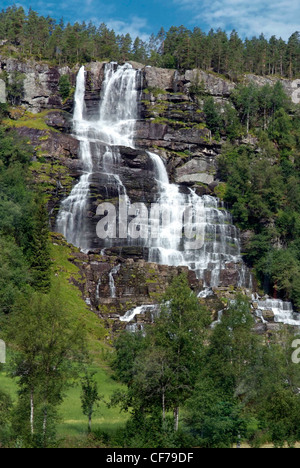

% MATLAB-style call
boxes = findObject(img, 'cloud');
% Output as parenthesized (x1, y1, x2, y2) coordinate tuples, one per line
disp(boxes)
(174, 0, 300, 39)
(106, 16, 150, 41)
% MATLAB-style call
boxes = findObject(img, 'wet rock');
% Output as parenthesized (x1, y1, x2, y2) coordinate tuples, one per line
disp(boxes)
(262, 309, 275, 322)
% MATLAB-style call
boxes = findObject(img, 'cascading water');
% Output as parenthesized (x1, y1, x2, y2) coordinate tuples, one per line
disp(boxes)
(56, 63, 141, 250)
(252, 294, 300, 326)
(56, 63, 300, 327)
(56, 66, 93, 250)
(57, 62, 251, 288)
(109, 264, 121, 298)
(147, 151, 251, 289)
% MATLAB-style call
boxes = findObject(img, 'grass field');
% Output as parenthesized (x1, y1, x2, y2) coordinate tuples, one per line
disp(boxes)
(0, 363, 128, 440)
(0, 238, 129, 444)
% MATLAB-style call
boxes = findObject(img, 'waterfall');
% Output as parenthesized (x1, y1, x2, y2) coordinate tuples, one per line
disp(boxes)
(119, 304, 158, 323)
(57, 62, 252, 289)
(55, 62, 300, 328)
(56, 66, 93, 250)
(109, 264, 121, 298)
(147, 151, 251, 288)
(252, 294, 300, 326)
(56, 63, 141, 250)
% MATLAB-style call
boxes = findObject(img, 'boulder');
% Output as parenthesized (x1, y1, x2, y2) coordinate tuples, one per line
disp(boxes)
(262, 309, 275, 322)
(176, 173, 215, 185)
(175, 157, 216, 185)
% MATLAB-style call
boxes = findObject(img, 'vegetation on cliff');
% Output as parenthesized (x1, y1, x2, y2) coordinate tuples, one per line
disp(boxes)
(193, 80, 300, 308)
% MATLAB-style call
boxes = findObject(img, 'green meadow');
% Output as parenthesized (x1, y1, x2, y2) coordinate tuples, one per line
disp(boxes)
(0, 364, 128, 440)
(0, 238, 129, 444)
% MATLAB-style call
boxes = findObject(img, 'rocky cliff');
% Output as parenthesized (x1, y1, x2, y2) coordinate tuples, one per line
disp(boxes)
(3, 58, 298, 329)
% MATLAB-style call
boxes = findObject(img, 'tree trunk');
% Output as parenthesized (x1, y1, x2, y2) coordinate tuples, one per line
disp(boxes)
(88, 414, 92, 433)
(162, 391, 166, 422)
(43, 407, 48, 447)
(174, 407, 179, 432)
(30, 390, 34, 435)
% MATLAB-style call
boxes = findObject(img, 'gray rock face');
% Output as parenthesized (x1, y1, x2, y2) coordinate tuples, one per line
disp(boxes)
(164, 126, 211, 144)
(175, 157, 216, 185)
(144, 66, 177, 91)
(176, 173, 215, 185)
(0, 57, 75, 113)
(45, 110, 72, 132)
(244, 74, 299, 102)
(183, 69, 236, 96)
(0, 79, 6, 103)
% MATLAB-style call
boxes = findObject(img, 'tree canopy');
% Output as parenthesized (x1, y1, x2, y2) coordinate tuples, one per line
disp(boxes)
(0, 6, 299, 77)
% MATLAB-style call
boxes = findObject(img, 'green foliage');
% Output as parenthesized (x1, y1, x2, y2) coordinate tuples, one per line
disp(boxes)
(6, 72, 25, 106)
(112, 274, 210, 441)
(218, 84, 300, 305)
(0, 6, 299, 77)
(112, 330, 147, 385)
(59, 74, 71, 100)
(80, 371, 102, 433)
(0, 104, 9, 122)
(0, 389, 12, 445)
(5, 285, 87, 447)
(0, 236, 31, 313)
(0, 127, 51, 306)
(185, 379, 247, 448)
(203, 96, 221, 136)
(244, 333, 300, 448)
(185, 298, 300, 448)
(28, 202, 51, 292)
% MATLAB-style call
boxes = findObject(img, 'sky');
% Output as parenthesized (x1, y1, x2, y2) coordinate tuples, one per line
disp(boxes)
(3, 0, 300, 41)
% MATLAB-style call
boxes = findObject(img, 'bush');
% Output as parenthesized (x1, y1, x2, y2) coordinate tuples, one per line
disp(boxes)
(59, 75, 71, 100)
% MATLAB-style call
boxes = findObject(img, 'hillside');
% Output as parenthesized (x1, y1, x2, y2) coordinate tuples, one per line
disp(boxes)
(0, 51, 299, 448)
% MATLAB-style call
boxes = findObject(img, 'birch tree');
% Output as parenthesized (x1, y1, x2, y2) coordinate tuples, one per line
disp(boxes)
(6, 284, 86, 447)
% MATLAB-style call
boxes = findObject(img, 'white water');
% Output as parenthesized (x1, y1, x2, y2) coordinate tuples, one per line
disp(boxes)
(252, 294, 300, 326)
(109, 264, 121, 298)
(198, 288, 214, 298)
(56, 67, 93, 250)
(56, 63, 140, 250)
(120, 304, 158, 323)
(147, 151, 251, 288)
(56, 64, 300, 328)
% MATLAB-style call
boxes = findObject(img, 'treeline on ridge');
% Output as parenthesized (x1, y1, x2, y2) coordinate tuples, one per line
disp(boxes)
(0, 5, 299, 78)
